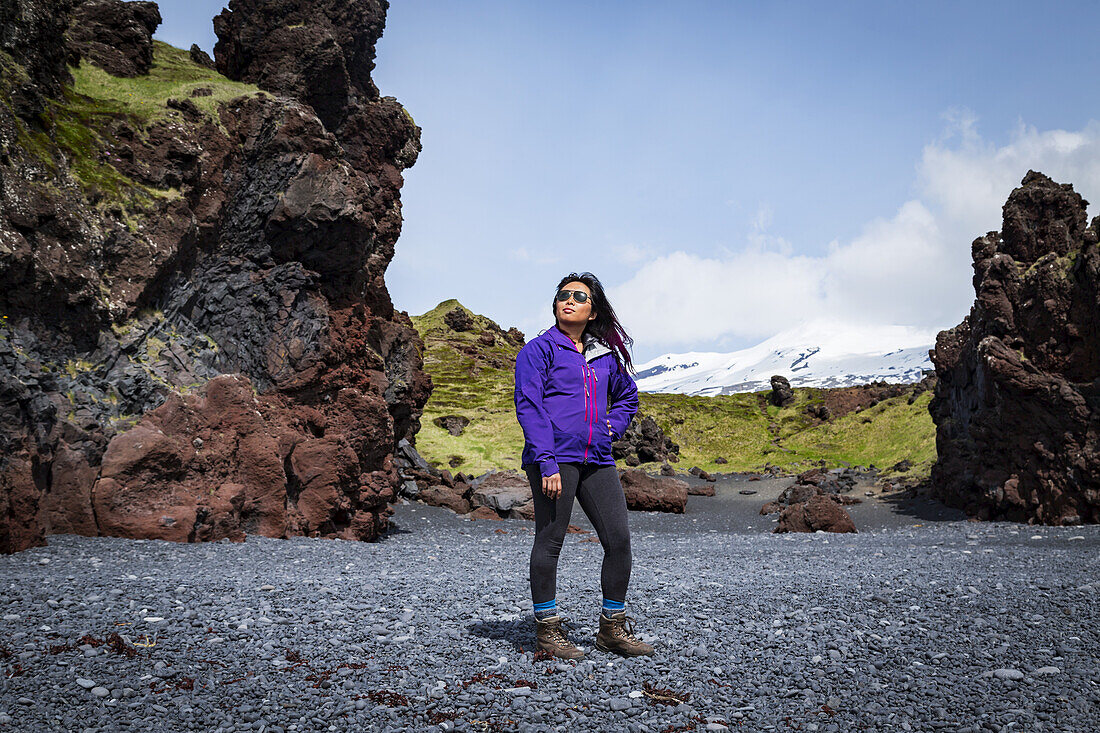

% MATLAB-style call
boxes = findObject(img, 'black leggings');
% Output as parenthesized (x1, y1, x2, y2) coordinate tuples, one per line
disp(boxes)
(525, 463, 632, 606)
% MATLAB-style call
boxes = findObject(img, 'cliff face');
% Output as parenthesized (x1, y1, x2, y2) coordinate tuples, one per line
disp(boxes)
(0, 0, 430, 552)
(929, 172, 1100, 525)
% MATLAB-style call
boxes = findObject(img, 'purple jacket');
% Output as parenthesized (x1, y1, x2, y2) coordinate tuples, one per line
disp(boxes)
(514, 325, 639, 477)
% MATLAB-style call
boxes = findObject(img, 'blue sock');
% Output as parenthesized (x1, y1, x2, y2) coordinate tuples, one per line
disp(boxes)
(533, 599, 557, 620)
(601, 598, 625, 617)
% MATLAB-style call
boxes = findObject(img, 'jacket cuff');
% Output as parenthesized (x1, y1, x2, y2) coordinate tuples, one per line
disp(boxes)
(539, 459, 560, 477)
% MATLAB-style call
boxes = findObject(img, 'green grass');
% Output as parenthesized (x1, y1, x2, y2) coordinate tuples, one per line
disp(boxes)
(68, 41, 264, 128)
(411, 301, 938, 479)
(7, 41, 264, 213)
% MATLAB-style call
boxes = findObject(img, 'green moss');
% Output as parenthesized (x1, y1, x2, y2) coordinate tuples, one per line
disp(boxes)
(64, 359, 95, 378)
(145, 335, 166, 361)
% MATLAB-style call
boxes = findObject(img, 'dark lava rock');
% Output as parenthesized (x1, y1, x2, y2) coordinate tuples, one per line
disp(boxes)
(67, 0, 161, 77)
(612, 414, 679, 465)
(930, 172, 1100, 526)
(443, 307, 473, 332)
(890, 459, 913, 473)
(806, 403, 832, 420)
(432, 415, 470, 437)
(505, 327, 526, 346)
(769, 375, 795, 407)
(618, 469, 687, 513)
(774, 495, 856, 533)
(0, 0, 75, 118)
(688, 466, 716, 482)
(714, 456, 728, 464)
(189, 44, 215, 69)
(761, 468, 862, 517)
(0, 1, 428, 552)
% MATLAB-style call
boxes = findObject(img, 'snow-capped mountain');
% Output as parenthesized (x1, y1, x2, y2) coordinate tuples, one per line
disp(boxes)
(634, 321, 936, 395)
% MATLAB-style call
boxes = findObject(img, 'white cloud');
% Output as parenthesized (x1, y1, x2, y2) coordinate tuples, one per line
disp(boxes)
(612, 242, 655, 265)
(611, 116, 1100, 353)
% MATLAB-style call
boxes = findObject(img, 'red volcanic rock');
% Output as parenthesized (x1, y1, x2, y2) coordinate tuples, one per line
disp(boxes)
(0, 0, 428, 552)
(688, 482, 715, 497)
(89, 375, 397, 542)
(930, 172, 1100, 525)
(418, 485, 471, 516)
(774, 495, 856, 534)
(466, 506, 503, 521)
(618, 469, 688, 514)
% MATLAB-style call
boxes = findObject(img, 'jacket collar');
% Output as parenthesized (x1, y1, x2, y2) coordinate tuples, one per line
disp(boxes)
(543, 325, 611, 362)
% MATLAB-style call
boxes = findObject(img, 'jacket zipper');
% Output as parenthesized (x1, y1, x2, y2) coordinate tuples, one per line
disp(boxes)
(582, 362, 591, 462)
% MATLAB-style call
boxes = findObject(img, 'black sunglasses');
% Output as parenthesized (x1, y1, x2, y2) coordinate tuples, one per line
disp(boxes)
(556, 289, 590, 303)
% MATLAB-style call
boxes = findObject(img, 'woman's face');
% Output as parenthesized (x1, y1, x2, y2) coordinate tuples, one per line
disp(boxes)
(555, 280, 596, 329)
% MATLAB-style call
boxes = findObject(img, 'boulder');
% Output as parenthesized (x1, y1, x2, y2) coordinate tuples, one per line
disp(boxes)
(769, 375, 795, 407)
(470, 471, 532, 514)
(417, 485, 471, 515)
(432, 415, 470, 436)
(687, 483, 715, 497)
(443, 307, 473, 332)
(612, 414, 679, 465)
(465, 505, 503, 521)
(929, 172, 1100, 525)
(507, 499, 536, 521)
(774, 495, 856, 533)
(618, 469, 687, 513)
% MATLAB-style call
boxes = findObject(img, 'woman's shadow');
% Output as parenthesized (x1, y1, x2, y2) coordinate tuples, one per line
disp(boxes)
(468, 616, 538, 652)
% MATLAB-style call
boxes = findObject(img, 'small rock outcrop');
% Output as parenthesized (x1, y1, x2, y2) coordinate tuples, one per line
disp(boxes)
(443, 307, 474, 332)
(769, 375, 795, 407)
(432, 415, 470, 436)
(774, 495, 856, 533)
(760, 468, 861, 530)
(66, 0, 161, 77)
(612, 415, 679, 466)
(930, 172, 1100, 526)
(618, 469, 688, 513)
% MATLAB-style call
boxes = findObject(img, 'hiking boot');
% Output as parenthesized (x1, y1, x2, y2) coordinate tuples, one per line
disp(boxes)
(595, 610, 654, 657)
(535, 615, 585, 660)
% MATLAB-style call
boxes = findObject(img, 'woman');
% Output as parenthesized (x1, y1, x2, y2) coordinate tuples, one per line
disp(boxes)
(513, 271, 654, 659)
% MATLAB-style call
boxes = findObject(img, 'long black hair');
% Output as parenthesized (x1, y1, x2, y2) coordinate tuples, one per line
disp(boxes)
(552, 271, 635, 373)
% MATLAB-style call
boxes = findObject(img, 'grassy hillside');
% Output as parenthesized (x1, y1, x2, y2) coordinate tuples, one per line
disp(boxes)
(410, 301, 936, 479)
(410, 300, 526, 473)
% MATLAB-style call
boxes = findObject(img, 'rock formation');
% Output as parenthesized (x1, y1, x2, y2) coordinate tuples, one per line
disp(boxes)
(612, 414, 679, 466)
(760, 468, 861, 532)
(774, 495, 856, 534)
(0, 0, 428, 552)
(930, 172, 1100, 525)
(769, 375, 795, 407)
(67, 0, 162, 77)
(618, 469, 688, 513)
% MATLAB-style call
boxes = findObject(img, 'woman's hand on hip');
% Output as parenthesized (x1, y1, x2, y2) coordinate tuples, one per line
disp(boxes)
(542, 473, 562, 499)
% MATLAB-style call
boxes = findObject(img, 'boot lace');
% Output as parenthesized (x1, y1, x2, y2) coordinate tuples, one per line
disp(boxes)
(540, 617, 577, 648)
(613, 614, 641, 643)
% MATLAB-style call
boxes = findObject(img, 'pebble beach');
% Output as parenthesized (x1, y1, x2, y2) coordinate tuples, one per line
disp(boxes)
(1, 476, 1097, 732)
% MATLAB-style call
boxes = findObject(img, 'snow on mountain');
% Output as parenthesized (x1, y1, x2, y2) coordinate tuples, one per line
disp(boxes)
(634, 320, 937, 395)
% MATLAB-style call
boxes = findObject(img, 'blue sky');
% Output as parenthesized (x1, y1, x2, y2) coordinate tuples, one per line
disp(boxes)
(158, 1, 1100, 363)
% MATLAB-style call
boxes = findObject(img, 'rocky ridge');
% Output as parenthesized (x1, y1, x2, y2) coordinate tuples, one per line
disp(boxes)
(0, 0, 428, 552)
